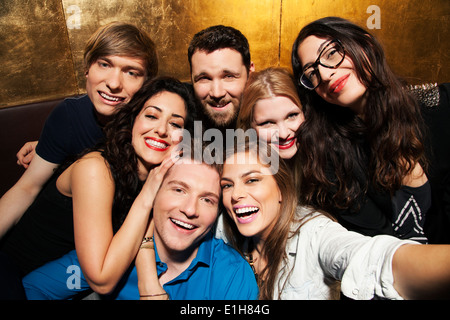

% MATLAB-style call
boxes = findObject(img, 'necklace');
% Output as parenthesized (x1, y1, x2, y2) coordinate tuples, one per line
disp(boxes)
(244, 252, 259, 280)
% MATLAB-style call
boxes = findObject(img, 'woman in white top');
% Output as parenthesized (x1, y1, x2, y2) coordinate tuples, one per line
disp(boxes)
(219, 139, 450, 299)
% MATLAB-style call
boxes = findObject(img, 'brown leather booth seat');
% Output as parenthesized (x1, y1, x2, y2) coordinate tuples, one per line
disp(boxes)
(0, 98, 65, 197)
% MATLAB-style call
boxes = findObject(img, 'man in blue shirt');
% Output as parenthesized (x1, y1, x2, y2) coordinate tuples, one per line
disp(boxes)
(112, 232, 257, 300)
(23, 157, 258, 300)
(112, 157, 258, 300)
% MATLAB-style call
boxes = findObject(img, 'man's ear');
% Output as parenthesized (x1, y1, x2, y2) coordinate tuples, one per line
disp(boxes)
(249, 61, 255, 73)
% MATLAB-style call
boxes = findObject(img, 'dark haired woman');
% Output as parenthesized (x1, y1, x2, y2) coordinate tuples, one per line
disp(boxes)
(291, 16, 450, 244)
(1, 77, 195, 298)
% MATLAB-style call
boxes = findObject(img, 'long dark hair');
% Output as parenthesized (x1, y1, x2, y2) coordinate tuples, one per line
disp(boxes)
(291, 17, 427, 211)
(100, 77, 196, 231)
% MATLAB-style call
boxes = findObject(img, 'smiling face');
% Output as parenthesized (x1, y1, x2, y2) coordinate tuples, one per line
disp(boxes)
(252, 96, 304, 160)
(86, 55, 147, 122)
(132, 91, 186, 176)
(297, 35, 368, 115)
(152, 161, 221, 260)
(191, 48, 253, 128)
(220, 151, 282, 241)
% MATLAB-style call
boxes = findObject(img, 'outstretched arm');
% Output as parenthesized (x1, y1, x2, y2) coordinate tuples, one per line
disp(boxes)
(0, 154, 58, 238)
(393, 244, 450, 299)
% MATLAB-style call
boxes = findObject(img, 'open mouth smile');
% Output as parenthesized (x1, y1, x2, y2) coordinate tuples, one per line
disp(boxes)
(233, 205, 259, 224)
(170, 218, 197, 231)
(99, 91, 125, 103)
(276, 137, 296, 150)
(208, 100, 231, 110)
(145, 137, 170, 151)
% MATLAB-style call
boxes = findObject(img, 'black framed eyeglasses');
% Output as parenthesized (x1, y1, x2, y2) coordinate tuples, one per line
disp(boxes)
(299, 39, 345, 90)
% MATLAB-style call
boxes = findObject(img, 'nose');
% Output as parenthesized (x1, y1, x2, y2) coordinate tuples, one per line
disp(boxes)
(106, 69, 123, 92)
(154, 120, 168, 137)
(209, 80, 226, 98)
(180, 196, 199, 218)
(277, 123, 290, 140)
(317, 65, 335, 82)
(231, 182, 246, 202)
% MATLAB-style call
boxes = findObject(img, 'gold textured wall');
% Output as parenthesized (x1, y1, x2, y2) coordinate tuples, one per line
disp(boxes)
(0, 0, 449, 108)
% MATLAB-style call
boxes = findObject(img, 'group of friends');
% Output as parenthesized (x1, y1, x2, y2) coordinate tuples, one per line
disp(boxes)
(0, 16, 449, 300)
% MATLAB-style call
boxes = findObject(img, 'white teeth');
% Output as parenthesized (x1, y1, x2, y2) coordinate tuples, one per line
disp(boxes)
(278, 138, 294, 146)
(145, 139, 168, 149)
(100, 92, 121, 102)
(209, 101, 230, 108)
(235, 206, 259, 215)
(171, 218, 195, 230)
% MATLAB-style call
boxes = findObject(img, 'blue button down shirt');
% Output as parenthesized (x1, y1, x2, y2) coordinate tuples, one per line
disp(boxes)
(112, 232, 258, 300)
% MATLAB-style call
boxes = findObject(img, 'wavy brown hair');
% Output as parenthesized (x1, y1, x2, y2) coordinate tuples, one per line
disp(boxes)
(219, 138, 301, 299)
(291, 17, 427, 212)
(92, 77, 195, 232)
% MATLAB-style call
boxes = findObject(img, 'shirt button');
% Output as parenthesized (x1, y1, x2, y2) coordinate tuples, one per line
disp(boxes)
(352, 288, 359, 296)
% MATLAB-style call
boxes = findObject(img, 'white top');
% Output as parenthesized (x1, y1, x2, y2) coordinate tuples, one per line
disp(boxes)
(215, 206, 416, 300)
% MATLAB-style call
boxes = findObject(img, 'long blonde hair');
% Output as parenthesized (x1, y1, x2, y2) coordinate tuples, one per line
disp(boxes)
(237, 67, 303, 193)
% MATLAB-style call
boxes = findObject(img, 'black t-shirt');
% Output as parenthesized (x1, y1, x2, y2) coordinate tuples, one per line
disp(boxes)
(36, 95, 104, 164)
(420, 83, 450, 243)
(328, 84, 450, 243)
(0, 95, 105, 275)
(0, 173, 74, 276)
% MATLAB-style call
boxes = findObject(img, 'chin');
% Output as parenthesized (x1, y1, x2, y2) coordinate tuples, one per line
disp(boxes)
(279, 150, 296, 160)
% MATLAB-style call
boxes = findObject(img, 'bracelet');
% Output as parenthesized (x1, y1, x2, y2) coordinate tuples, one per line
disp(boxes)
(140, 292, 169, 299)
(140, 243, 154, 250)
(142, 236, 153, 244)
(140, 236, 154, 249)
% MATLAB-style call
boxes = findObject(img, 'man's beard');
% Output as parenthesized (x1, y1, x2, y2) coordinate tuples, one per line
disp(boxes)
(202, 100, 239, 129)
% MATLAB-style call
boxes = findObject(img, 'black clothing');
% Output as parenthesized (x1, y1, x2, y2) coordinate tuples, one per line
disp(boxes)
(326, 84, 450, 244)
(420, 83, 450, 243)
(0, 172, 74, 276)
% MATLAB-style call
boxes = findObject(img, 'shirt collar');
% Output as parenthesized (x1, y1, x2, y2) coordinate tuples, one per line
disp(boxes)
(287, 206, 315, 256)
(154, 231, 214, 280)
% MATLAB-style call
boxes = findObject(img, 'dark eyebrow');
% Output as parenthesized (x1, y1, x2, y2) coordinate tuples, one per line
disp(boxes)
(220, 169, 262, 183)
(193, 69, 241, 82)
(302, 40, 332, 71)
(241, 170, 261, 178)
(145, 105, 185, 121)
(222, 69, 241, 76)
(317, 40, 329, 55)
(193, 72, 208, 82)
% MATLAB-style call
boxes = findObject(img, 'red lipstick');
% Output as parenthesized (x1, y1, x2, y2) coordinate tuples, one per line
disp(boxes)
(329, 74, 350, 94)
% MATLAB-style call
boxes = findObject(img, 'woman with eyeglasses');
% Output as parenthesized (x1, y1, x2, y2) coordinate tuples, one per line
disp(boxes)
(291, 17, 450, 244)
